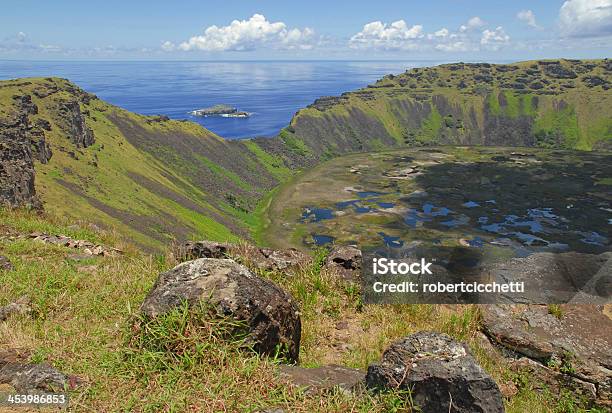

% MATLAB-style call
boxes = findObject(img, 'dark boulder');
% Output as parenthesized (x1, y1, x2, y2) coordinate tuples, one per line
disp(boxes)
(0, 350, 78, 394)
(366, 331, 504, 413)
(325, 245, 362, 281)
(141, 258, 301, 362)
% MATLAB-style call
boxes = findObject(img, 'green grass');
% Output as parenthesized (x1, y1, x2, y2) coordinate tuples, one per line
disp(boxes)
(416, 104, 442, 143)
(0, 208, 603, 412)
(280, 128, 313, 157)
(243, 140, 292, 181)
(195, 154, 252, 191)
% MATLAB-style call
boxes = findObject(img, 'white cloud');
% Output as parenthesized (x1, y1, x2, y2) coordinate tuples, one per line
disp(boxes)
(481, 26, 510, 50)
(348, 16, 512, 53)
(459, 16, 486, 32)
(0, 32, 62, 54)
(349, 20, 424, 50)
(161, 41, 175, 52)
(560, 0, 612, 37)
(517, 10, 539, 28)
(176, 14, 317, 52)
(435, 41, 471, 52)
(434, 28, 450, 38)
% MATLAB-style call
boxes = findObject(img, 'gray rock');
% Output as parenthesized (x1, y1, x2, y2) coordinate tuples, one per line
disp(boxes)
(0, 296, 31, 321)
(255, 247, 308, 272)
(325, 245, 362, 281)
(483, 251, 612, 304)
(482, 304, 612, 407)
(141, 258, 301, 362)
(0, 104, 42, 209)
(179, 240, 230, 260)
(278, 364, 365, 394)
(0, 350, 77, 393)
(366, 331, 504, 413)
(0, 255, 13, 271)
(56, 100, 95, 148)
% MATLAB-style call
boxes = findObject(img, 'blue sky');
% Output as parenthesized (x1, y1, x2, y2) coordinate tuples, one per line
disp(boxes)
(1, 0, 611, 60)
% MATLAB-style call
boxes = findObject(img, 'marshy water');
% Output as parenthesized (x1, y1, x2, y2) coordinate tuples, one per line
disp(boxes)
(266, 147, 611, 267)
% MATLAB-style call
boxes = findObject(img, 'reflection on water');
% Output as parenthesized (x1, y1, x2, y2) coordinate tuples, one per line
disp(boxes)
(292, 148, 611, 259)
(312, 234, 334, 246)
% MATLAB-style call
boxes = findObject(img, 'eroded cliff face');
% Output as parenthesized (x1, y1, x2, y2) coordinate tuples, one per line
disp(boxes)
(0, 94, 50, 208)
(282, 59, 612, 163)
(0, 83, 99, 209)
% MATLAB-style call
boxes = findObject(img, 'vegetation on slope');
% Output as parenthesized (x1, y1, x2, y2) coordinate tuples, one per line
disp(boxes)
(2, 59, 610, 250)
(283, 59, 612, 159)
(0, 209, 605, 412)
(0, 78, 290, 250)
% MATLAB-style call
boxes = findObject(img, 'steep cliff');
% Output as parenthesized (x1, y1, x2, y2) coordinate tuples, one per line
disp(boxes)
(283, 59, 611, 162)
(0, 78, 291, 249)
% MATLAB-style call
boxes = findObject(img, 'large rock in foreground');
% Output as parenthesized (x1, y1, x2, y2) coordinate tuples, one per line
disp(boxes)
(482, 304, 612, 407)
(141, 258, 301, 362)
(483, 251, 612, 303)
(366, 331, 504, 413)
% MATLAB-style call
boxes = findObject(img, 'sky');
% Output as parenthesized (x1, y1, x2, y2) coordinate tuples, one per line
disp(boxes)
(1, 0, 611, 60)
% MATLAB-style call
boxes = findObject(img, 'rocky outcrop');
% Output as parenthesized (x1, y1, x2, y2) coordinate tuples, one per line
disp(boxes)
(252, 247, 309, 272)
(56, 100, 94, 148)
(0, 95, 49, 209)
(366, 331, 504, 413)
(278, 364, 365, 394)
(178, 240, 308, 272)
(141, 258, 301, 362)
(483, 251, 612, 304)
(0, 350, 78, 394)
(28, 232, 122, 256)
(178, 240, 231, 260)
(324, 245, 362, 281)
(481, 304, 612, 407)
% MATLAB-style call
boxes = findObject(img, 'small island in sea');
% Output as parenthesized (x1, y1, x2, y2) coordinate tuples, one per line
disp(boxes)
(189, 104, 251, 118)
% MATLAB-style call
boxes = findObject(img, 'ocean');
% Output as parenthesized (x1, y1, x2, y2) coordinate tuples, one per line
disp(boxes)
(0, 60, 440, 139)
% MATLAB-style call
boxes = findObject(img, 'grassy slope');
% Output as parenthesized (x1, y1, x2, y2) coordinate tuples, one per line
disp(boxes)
(0, 209, 604, 413)
(283, 59, 612, 158)
(0, 78, 289, 251)
(3, 60, 609, 250)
